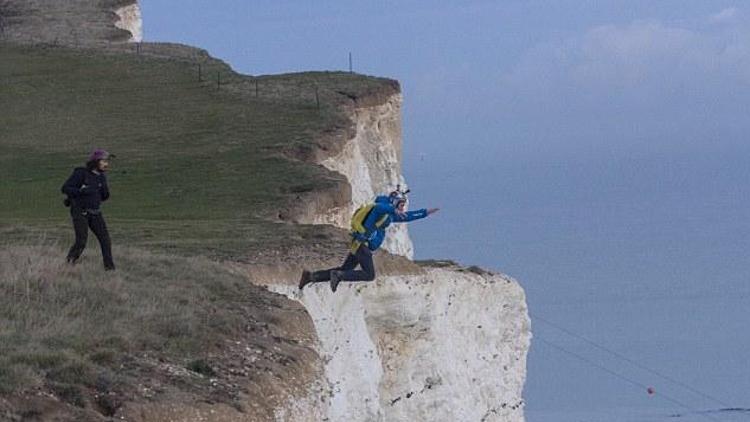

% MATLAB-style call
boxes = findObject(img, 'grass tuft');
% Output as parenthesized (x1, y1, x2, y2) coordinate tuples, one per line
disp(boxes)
(0, 240, 261, 394)
(186, 359, 216, 377)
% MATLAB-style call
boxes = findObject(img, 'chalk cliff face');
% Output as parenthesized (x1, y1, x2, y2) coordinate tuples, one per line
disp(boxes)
(0, 0, 142, 45)
(272, 86, 531, 421)
(267, 265, 530, 422)
(114, 2, 142, 42)
(316, 93, 415, 259)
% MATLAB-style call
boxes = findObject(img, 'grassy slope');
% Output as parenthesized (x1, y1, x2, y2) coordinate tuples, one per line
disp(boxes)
(0, 243, 320, 420)
(0, 42, 398, 418)
(0, 42, 395, 258)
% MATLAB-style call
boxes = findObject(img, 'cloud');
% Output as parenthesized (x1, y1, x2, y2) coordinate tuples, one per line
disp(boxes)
(485, 14, 750, 153)
(500, 17, 750, 116)
(710, 7, 738, 24)
(572, 21, 697, 86)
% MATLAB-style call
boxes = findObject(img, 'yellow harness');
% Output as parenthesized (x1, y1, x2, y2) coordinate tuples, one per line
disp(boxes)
(349, 203, 389, 253)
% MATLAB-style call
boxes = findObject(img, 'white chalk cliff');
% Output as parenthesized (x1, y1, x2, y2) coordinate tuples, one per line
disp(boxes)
(269, 267, 530, 422)
(317, 93, 415, 258)
(0, 0, 143, 45)
(268, 89, 532, 421)
(115, 2, 143, 42)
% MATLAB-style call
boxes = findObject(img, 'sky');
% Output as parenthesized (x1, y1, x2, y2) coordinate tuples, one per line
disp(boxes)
(143, 1, 750, 159)
(142, 2, 750, 420)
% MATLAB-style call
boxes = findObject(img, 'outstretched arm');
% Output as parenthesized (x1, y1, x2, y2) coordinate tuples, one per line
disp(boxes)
(392, 207, 439, 222)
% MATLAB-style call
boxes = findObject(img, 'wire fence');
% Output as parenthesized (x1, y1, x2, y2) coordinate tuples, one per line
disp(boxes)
(0, 65, 375, 134)
(2, 63, 378, 123)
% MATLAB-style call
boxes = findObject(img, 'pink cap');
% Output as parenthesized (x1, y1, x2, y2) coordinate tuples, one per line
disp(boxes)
(88, 148, 112, 161)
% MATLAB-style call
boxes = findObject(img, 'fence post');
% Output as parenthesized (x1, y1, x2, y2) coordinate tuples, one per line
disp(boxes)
(217, 71, 221, 90)
(315, 87, 320, 110)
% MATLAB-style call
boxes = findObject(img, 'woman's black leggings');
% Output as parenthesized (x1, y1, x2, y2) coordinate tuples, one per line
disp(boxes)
(66, 208, 115, 270)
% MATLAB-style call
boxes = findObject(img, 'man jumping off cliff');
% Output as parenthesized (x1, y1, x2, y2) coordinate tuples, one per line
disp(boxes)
(299, 187, 439, 292)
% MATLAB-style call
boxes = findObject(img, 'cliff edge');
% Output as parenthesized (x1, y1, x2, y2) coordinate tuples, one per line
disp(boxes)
(259, 84, 531, 421)
(259, 262, 530, 421)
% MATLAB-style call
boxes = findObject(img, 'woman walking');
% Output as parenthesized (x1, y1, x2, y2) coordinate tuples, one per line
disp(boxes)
(61, 148, 116, 270)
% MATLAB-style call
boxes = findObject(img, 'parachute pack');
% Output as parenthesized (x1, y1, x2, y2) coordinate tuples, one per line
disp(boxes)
(349, 203, 389, 252)
(349, 187, 410, 252)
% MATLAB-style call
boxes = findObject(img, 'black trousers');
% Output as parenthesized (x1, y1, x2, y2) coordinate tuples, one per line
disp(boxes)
(312, 244, 375, 282)
(66, 208, 115, 270)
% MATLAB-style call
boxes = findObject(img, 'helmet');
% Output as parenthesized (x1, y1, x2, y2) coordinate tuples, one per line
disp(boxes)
(388, 184, 410, 207)
(88, 148, 113, 161)
(389, 192, 405, 207)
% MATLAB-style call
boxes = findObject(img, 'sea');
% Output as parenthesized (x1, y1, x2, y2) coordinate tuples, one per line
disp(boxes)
(406, 143, 750, 422)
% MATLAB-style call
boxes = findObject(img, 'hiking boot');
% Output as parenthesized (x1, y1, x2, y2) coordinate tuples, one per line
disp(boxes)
(330, 270, 342, 293)
(298, 270, 313, 290)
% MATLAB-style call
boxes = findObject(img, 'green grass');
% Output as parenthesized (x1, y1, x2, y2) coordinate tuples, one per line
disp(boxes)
(0, 243, 235, 384)
(0, 42, 395, 257)
(0, 239, 327, 420)
(0, 41, 397, 413)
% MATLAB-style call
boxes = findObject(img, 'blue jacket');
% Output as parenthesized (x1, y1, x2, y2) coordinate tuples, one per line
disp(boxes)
(354, 195, 428, 251)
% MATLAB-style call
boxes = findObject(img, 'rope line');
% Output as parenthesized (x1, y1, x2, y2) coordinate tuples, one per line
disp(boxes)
(535, 336, 725, 422)
(532, 313, 734, 409)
